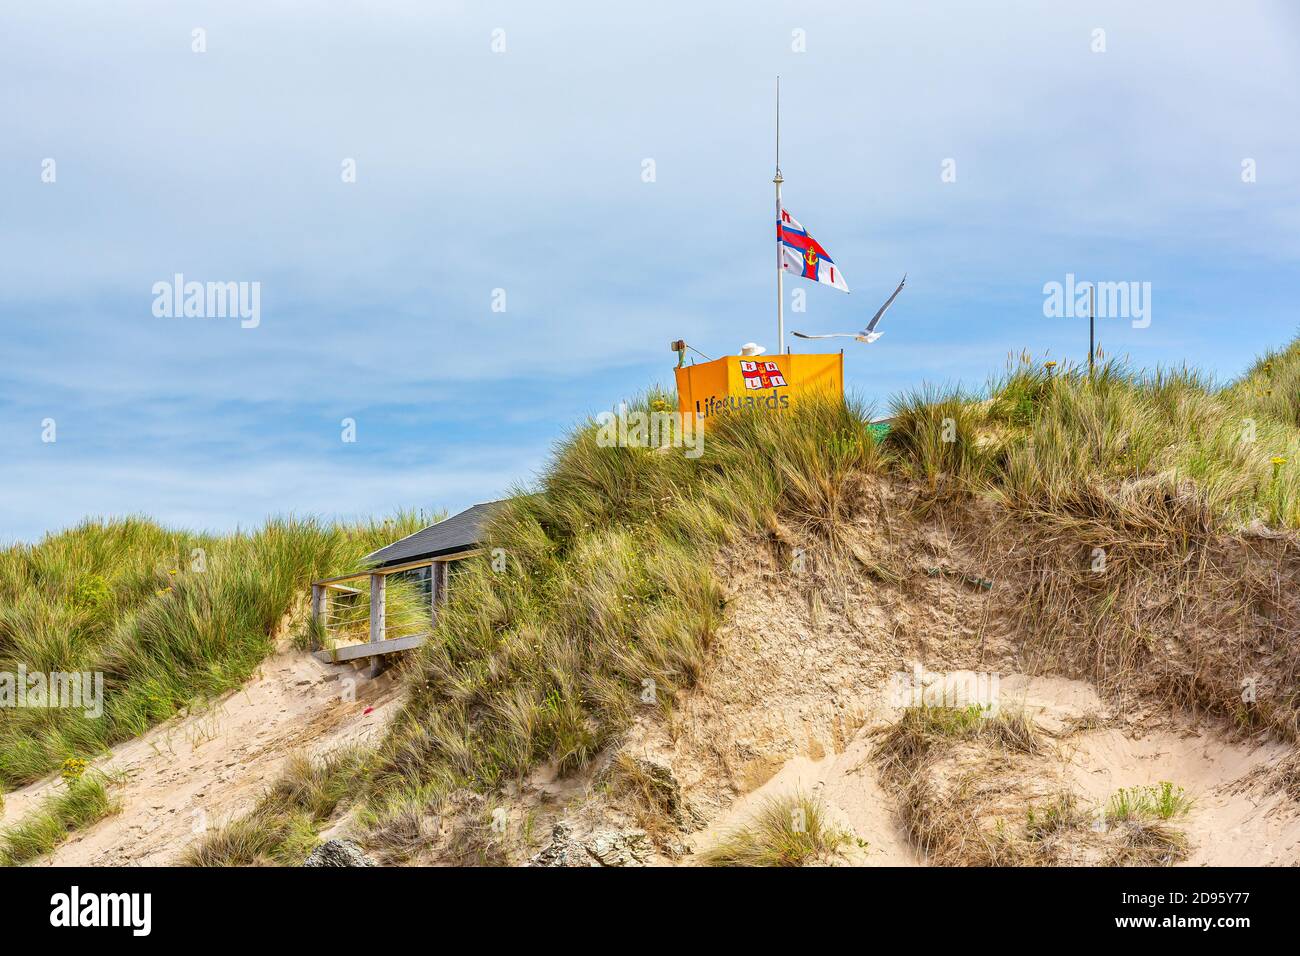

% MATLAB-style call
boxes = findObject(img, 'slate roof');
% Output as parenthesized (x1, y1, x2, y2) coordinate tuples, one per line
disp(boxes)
(364, 500, 504, 568)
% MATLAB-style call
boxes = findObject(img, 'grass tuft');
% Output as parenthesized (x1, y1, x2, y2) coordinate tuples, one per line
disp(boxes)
(0, 774, 120, 866)
(874, 704, 1044, 773)
(1106, 781, 1193, 823)
(699, 793, 847, 867)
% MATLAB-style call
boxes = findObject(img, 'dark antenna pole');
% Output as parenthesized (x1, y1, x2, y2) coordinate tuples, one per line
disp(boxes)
(1088, 283, 1095, 379)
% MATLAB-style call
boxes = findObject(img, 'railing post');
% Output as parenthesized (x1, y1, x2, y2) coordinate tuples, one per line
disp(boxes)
(368, 572, 387, 679)
(429, 561, 441, 627)
(369, 573, 386, 644)
(310, 583, 326, 651)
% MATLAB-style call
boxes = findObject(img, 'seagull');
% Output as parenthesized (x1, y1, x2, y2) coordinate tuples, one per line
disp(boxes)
(793, 273, 906, 344)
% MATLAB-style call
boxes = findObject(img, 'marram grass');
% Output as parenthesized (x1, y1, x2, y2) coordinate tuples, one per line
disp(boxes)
(699, 793, 848, 867)
(0, 513, 428, 790)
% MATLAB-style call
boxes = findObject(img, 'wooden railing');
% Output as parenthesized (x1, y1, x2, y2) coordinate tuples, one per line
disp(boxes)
(309, 552, 475, 672)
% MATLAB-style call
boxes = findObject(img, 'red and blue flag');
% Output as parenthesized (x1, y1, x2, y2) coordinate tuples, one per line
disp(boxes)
(778, 208, 849, 293)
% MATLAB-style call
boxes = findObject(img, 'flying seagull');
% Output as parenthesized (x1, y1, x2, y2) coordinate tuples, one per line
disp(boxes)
(793, 273, 907, 344)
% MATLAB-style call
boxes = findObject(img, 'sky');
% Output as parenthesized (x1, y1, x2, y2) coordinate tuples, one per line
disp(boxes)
(2, 1, 1298, 543)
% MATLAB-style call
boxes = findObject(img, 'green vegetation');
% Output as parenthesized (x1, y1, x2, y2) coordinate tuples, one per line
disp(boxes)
(0, 513, 427, 790)
(1106, 781, 1193, 823)
(874, 704, 1196, 867)
(355, 339, 1300, 835)
(0, 774, 119, 866)
(890, 350, 1300, 527)
(1101, 782, 1193, 866)
(699, 793, 847, 867)
(1229, 337, 1300, 429)
(1022, 784, 1192, 866)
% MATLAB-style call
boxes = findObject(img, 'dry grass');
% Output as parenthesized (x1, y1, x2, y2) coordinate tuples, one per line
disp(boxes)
(356, 341, 1300, 856)
(873, 706, 1055, 865)
(602, 753, 693, 846)
(358, 788, 524, 866)
(874, 705, 1194, 866)
(182, 807, 320, 868)
(1097, 783, 1193, 865)
(1106, 781, 1194, 822)
(889, 350, 1300, 529)
(874, 704, 1045, 774)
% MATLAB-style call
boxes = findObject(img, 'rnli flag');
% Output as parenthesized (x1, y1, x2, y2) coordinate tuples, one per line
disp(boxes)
(778, 208, 849, 293)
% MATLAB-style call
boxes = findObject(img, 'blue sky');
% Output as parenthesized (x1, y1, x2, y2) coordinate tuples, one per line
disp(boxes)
(2, 1, 1298, 543)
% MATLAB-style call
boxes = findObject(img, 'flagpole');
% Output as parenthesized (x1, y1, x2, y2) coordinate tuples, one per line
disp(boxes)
(774, 76, 784, 353)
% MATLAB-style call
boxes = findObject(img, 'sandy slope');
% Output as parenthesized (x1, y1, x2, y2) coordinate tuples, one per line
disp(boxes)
(688, 674, 1300, 865)
(0, 645, 402, 866)
(613, 489, 1300, 866)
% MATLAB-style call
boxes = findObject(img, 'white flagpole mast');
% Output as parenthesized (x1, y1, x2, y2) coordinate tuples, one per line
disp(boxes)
(774, 76, 785, 353)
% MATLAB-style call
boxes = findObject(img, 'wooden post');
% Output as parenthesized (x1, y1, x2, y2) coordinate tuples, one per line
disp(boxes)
(369, 573, 386, 644)
(368, 573, 386, 678)
(310, 584, 326, 651)
(429, 561, 441, 627)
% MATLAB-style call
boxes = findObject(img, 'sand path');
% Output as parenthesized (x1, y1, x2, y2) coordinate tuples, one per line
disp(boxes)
(0, 646, 402, 866)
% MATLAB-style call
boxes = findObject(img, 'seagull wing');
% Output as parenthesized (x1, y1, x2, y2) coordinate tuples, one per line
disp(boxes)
(792, 331, 862, 339)
(864, 273, 907, 333)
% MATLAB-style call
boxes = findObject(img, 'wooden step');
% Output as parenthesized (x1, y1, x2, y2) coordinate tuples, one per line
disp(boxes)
(313, 633, 428, 663)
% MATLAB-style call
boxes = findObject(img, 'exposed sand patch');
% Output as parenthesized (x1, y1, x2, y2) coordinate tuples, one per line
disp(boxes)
(1063, 726, 1300, 865)
(0, 647, 403, 866)
(688, 743, 917, 865)
(994, 675, 1300, 865)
